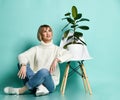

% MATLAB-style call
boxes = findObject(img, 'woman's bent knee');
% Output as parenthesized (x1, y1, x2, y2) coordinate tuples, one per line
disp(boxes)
(37, 68, 50, 77)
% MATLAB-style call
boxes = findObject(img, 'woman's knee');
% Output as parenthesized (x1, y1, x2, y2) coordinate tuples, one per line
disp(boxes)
(37, 68, 50, 77)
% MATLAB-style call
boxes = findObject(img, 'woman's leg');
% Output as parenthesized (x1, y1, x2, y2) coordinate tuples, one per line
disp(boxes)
(4, 68, 55, 95)
(4, 64, 35, 95)
(26, 68, 55, 93)
(18, 64, 35, 94)
(18, 64, 34, 84)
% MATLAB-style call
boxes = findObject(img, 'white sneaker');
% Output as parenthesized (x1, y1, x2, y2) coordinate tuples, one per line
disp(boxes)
(35, 85, 49, 96)
(4, 87, 19, 95)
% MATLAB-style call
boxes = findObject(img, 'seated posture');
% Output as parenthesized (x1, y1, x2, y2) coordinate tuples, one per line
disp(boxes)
(4, 24, 72, 96)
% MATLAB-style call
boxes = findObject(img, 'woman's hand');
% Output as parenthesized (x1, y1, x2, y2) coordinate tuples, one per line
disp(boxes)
(17, 65, 26, 79)
(50, 58, 60, 74)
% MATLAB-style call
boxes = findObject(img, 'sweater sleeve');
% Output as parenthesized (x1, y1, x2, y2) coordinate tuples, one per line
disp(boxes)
(18, 46, 36, 65)
(56, 47, 73, 63)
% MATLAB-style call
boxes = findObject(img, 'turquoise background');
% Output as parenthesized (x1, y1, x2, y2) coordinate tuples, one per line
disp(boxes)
(0, 0, 120, 100)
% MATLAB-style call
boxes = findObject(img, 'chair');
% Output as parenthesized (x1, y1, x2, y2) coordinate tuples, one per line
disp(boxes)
(60, 32, 92, 95)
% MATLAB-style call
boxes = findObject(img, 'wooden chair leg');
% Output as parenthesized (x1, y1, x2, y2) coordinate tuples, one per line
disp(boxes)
(60, 64, 70, 95)
(81, 64, 92, 95)
(82, 77, 88, 93)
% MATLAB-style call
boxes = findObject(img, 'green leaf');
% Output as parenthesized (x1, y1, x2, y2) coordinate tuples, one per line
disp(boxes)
(65, 12, 71, 16)
(67, 35, 73, 41)
(71, 24, 78, 28)
(76, 18, 90, 23)
(78, 26, 89, 30)
(63, 30, 70, 38)
(72, 6, 78, 19)
(67, 18, 74, 24)
(74, 32, 83, 37)
(78, 38, 87, 45)
(74, 33, 87, 45)
(74, 37, 79, 41)
(80, 18, 90, 21)
(63, 42, 73, 49)
(75, 13, 82, 20)
(62, 17, 69, 20)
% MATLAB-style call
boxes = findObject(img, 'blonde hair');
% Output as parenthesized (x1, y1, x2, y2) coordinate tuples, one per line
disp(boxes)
(37, 24, 52, 41)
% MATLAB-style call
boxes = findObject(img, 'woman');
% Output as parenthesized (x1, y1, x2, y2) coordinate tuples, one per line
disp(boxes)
(4, 24, 72, 96)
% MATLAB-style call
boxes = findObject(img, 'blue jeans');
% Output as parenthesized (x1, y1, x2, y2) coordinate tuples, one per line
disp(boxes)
(18, 64, 55, 93)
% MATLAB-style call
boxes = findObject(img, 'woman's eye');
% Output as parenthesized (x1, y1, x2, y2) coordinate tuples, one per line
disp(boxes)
(43, 31, 47, 33)
(49, 30, 52, 32)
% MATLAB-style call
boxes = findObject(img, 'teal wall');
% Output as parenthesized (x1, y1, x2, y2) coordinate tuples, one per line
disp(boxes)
(0, 0, 120, 98)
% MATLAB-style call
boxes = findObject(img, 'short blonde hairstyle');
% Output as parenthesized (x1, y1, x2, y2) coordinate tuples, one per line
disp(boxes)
(37, 24, 52, 41)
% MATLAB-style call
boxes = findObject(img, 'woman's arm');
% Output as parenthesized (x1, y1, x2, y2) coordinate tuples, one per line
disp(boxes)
(49, 58, 60, 74)
(17, 46, 36, 79)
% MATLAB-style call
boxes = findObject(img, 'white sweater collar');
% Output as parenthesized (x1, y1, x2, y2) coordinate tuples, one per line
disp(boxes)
(41, 40, 53, 47)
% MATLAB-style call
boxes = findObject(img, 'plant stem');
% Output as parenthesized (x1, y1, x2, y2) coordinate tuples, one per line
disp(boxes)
(73, 20, 76, 43)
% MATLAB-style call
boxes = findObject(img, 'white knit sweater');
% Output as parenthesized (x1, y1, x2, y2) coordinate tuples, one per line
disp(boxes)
(18, 41, 72, 86)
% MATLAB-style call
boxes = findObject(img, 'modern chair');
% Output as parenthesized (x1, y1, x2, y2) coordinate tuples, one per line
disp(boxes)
(60, 32, 92, 95)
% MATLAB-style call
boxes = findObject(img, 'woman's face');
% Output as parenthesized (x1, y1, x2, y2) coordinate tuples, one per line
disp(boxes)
(41, 27, 53, 43)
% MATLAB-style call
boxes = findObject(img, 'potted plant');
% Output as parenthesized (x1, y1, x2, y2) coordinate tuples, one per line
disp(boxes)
(61, 6, 90, 60)
(62, 5, 90, 49)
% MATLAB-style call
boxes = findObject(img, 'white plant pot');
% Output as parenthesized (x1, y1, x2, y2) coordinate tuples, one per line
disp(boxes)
(67, 44, 84, 60)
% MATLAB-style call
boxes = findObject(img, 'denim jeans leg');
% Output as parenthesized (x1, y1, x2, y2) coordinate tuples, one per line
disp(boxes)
(42, 73, 55, 93)
(26, 68, 55, 92)
(18, 64, 34, 84)
(26, 64, 34, 79)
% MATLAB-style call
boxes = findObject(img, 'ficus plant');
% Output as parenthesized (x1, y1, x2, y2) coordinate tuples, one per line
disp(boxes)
(62, 6, 90, 48)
